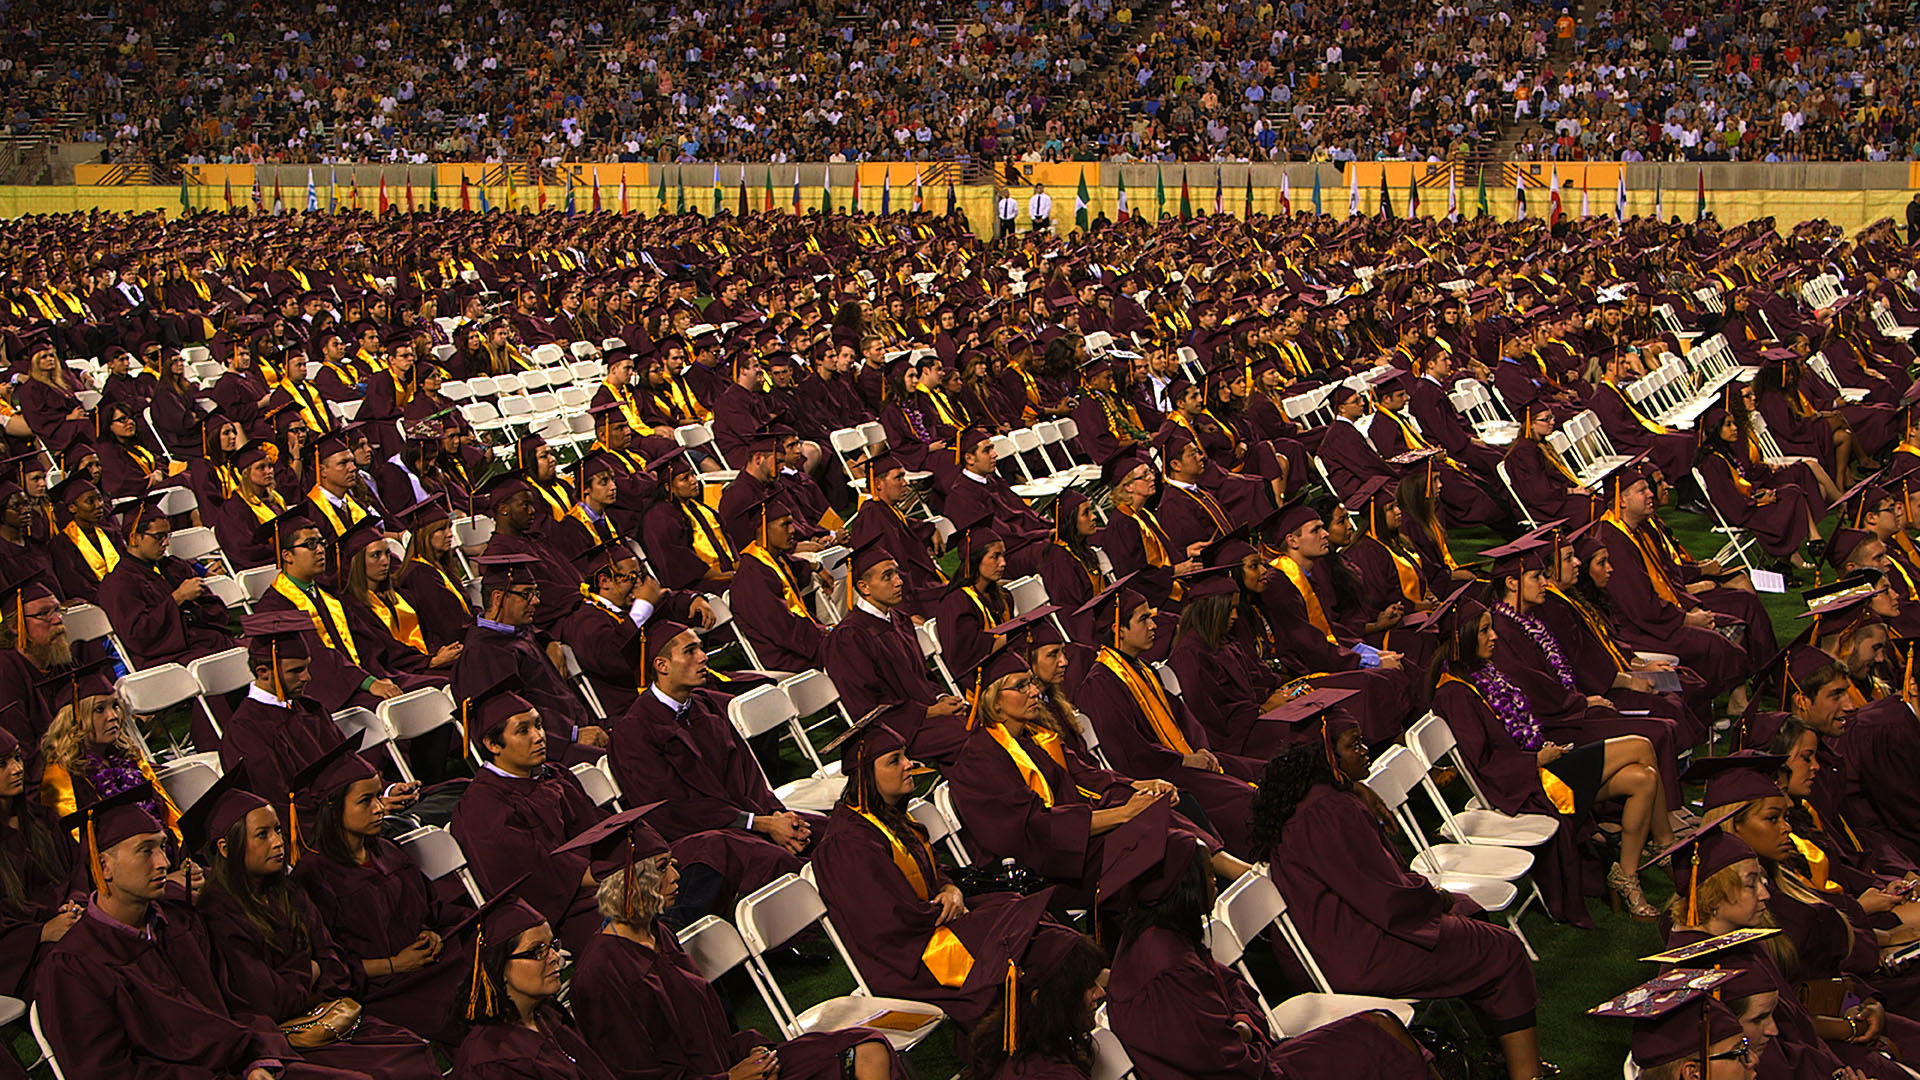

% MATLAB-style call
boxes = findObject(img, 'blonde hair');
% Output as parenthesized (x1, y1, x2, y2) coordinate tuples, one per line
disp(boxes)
(1706, 799, 1813, 978)
(593, 860, 668, 926)
(973, 672, 1032, 730)
(40, 694, 137, 773)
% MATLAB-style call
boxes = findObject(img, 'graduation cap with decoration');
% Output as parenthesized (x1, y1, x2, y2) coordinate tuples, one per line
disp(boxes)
(1589, 968, 1748, 1074)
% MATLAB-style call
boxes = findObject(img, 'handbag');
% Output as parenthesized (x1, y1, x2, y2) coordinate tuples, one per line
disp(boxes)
(947, 858, 1047, 898)
(278, 998, 363, 1049)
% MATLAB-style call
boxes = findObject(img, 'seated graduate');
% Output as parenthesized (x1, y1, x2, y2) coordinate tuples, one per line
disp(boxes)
(1107, 848, 1439, 1080)
(810, 703, 1078, 1032)
(220, 612, 348, 802)
(214, 442, 294, 570)
(1094, 448, 1197, 585)
(1696, 406, 1822, 573)
(823, 536, 970, 762)
(934, 514, 1018, 679)
(1435, 587, 1676, 925)
(1036, 490, 1104, 633)
(1072, 574, 1261, 859)
(555, 540, 709, 718)
(846, 450, 949, 619)
(1251, 703, 1545, 1080)
(449, 675, 611, 955)
(727, 490, 830, 673)
(547, 452, 624, 564)
(97, 489, 235, 681)
(473, 470, 589, 635)
(939, 426, 1053, 576)
(1501, 402, 1600, 527)
(390, 495, 474, 654)
(1164, 561, 1300, 761)
(450, 886, 617, 1080)
(641, 448, 737, 592)
(38, 659, 179, 831)
(608, 619, 821, 913)
(946, 640, 1250, 907)
(1658, 814, 1915, 1079)
(0, 721, 78, 1003)
(184, 765, 442, 1079)
(565, 807, 908, 1080)
(452, 552, 607, 768)
(47, 473, 121, 604)
(290, 736, 473, 1047)
(35, 784, 358, 1079)
(336, 517, 462, 682)
(965, 932, 1110, 1080)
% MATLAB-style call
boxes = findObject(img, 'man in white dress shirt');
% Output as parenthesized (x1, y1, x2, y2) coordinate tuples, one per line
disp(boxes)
(995, 185, 1020, 241)
(1027, 183, 1054, 234)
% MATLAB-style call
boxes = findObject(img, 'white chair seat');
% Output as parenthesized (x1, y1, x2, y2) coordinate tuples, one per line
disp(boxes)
(1439, 809, 1559, 847)
(774, 775, 847, 813)
(1424, 873, 1517, 911)
(1269, 992, 1415, 1037)
(1410, 842, 1535, 880)
(790, 997, 942, 1051)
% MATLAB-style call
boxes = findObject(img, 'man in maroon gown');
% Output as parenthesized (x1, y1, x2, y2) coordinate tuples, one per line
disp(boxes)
(822, 537, 970, 763)
(553, 541, 706, 718)
(451, 552, 607, 767)
(96, 493, 235, 674)
(219, 612, 346, 802)
(474, 471, 586, 634)
(940, 428, 1053, 577)
(845, 451, 947, 618)
(251, 509, 414, 715)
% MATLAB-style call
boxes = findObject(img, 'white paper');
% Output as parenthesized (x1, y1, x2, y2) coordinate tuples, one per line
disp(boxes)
(1750, 569, 1786, 593)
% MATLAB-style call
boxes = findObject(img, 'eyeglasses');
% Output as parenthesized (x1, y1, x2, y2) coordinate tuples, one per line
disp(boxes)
(23, 606, 62, 623)
(287, 540, 324, 552)
(509, 587, 541, 600)
(509, 941, 563, 962)
(1707, 1038, 1753, 1065)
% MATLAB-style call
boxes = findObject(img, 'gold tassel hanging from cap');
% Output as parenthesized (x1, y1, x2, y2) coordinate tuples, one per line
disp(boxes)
(466, 928, 493, 1020)
(86, 814, 104, 896)
(1002, 960, 1019, 1055)
(285, 795, 301, 868)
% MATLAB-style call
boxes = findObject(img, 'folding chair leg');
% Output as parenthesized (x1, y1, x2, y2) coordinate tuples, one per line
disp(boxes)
(386, 743, 417, 785)
(195, 699, 226, 741)
(1505, 910, 1539, 962)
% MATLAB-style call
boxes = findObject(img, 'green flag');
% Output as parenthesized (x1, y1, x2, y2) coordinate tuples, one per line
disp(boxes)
(428, 171, 439, 211)
(657, 169, 668, 214)
(1075, 168, 1090, 231)
(179, 173, 191, 214)
(764, 166, 775, 213)
(1475, 167, 1489, 218)
(676, 174, 686, 215)
(1155, 165, 1166, 219)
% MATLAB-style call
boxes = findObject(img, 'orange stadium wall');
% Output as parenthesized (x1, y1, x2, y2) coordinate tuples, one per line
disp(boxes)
(22, 161, 1920, 237)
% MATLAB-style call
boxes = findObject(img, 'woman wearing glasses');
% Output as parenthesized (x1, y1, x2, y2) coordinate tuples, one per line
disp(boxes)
(452, 891, 616, 1080)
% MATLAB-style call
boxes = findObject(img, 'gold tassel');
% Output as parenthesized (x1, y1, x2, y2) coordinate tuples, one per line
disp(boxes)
(1002, 960, 1018, 1055)
(1687, 849, 1700, 927)
(86, 814, 104, 896)
(466, 928, 492, 1020)
(286, 796, 301, 868)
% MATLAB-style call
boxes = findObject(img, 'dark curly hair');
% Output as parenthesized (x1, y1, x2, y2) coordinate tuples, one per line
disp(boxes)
(965, 933, 1107, 1078)
(1247, 742, 1347, 856)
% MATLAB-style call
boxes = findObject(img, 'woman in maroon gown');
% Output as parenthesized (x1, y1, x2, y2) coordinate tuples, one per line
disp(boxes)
(96, 401, 167, 502)
(292, 741, 474, 1046)
(393, 496, 475, 652)
(188, 771, 442, 1079)
(1106, 847, 1436, 1080)
(1037, 492, 1104, 641)
(0, 724, 77, 1002)
(934, 520, 1015, 682)
(1696, 406, 1821, 566)
(16, 343, 88, 456)
(568, 808, 905, 1080)
(966, 932, 1108, 1080)
(1164, 585, 1292, 761)
(1252, 709, 1545, 1080)
(811, 706, 1073, 1033)
(451, 899, 617, 1080)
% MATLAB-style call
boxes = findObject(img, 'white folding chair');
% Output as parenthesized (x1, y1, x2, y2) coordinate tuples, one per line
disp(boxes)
(116, 663, 200, 758)
(571, 759, 625, 809)
(60, 602, 112, 644)
(153, 753, 223, 812)
(733, 873, 945, 1050)
(778, 668, 855, 737)
(1207, 895, 1413, 1038)
(1092, 1026, 1135, 1080)
(237, 565, 282, 603)
(911, 782, 972, 865)
(1689, 466, 1762, 572)
(727, 685, 842, 810)
(929, 782, 974, 865)
(184, 646, 252, 741)
(678, 914, 753, 985)
(29, 1002, 63, 1080)
(397, 824, 486, 904)
(914, 618, 960, 694)
(332, 705, 413, 782)
(379, 687, 465, 763)
(1365, 747, 1535, 882)
(1404, 714, 1560, 845)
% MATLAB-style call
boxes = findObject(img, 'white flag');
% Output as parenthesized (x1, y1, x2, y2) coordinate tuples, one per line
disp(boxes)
(1447, 168, 1458, 220)
(1347, 166, 1359, 217)
(1615, 171, 1628, 223)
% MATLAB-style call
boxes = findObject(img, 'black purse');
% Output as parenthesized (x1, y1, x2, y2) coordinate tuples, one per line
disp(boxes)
(946, 858, 1048, 897)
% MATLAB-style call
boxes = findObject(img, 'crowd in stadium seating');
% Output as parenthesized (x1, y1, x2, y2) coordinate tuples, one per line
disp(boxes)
(5, 0, 1916, 165)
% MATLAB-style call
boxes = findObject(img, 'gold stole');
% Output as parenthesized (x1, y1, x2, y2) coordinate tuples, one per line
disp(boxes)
(122, 441, 156, 475)
(1377, 537, 1424, 605)
(63, 523, 120, 579)
(1170, 483, 1231, 534)
(410, 556, 472, 616)
(679, 499, 735, 570)
(663, 375, 709, 422)
(926, 389, 964, 429)
(1712, 453, 1755, 496)
(287, 380, 332, 433)
(1805, 801, 1865, 855)
(1601, 513, 1684, 606)
(1117, 504, 1171, 567)
(602, 382, 655, 435)
(1539, 438, 1583, 486)
(530, 478, 571, 522)
(306, 486, 367, 536)
(1273, 554, 1335, 643)
(1545, 586, 1630, 668)
(851, 809, 975, 988)
(366, 589, 427, 653)
(1605, 380, 1668, 434)
(45, 757, 181, 838)
(1439, 674, 1575, 815)
(1380, 407, 1432, 450)
(1095, 647, 1196, 757)
(270, 575, 362, 665)
(237, 485, 288, 524)
(987, 724, 1056, 805)
(743, 544, 812, 620)
(567, 504, 617, 544)
(1789, 832, 1841, 892)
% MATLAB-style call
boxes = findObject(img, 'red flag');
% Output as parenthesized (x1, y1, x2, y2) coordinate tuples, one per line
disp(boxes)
(537, 181, 547, 212)
(620, 176, 629, 213)
(460, 174, 472, 212)
(405, 177, 415, 213)
(378, 172, 389, 216)
(272, 177, 283, 214)
(223, 176, 234, 209)
(591, 172, 602, 212)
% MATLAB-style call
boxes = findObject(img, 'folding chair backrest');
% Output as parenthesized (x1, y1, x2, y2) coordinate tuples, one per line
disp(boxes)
(1206, 914, 1245, 967)
(906, 795, 957, 845)
(188, 647, 253, 698)
(238, 565, 281, 602)
(571, 760, 623, 808)
(733, 872, 827, 956)
(398, 826, 483, 903)
(30, 1003, 65, 1080)
(168, 526, 220, 562)
(779, 669, 842, 719)
(118, 664, 200, 713)
(1361, 746, 1423, 811)
(1217, 871, 1285, 960)
(1153, 662, 1181, 696)
(1006, 574, 1049, 615)
(678, 915, 751, 982)
(1407, 712, 1492, 816)
(61, 603, 112, 643)
(1092, 1026, 1135, 1080)
(155, 757, 222, 812)
(379, 687, 458, 740)
(929, 782, 973, 864)
(727, 685, 798, 741)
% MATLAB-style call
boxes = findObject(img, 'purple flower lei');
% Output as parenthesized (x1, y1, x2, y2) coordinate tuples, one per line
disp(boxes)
(1495, 601, 1575, 691)
(83, 750, 164, 823)
(1462, 663, 1546, 752)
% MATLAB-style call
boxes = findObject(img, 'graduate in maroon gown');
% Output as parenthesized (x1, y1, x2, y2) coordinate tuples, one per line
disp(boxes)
(474, 472, 587, 634)
(1501, 403, 1600, 527)
(727, 491, 829, 673)
(214, 443, 295, 571)
(1151, 426, 1237, 555)
(0, 722, 78, 1003)
(36, 784, 365, 1079)
(810, 704, 1077, 1032)
(449, 889, 618, 1080)
(1107, 848, 1437, 1080)
(964, 931, 1110, 1080)
(940, 427, 1053, 578)
(641, 448, 738, 591)
(553, 541, 702, 718)
(291, 738, 475, 1047)
(565, 807, 907, 1080)
(336, 518, 457, 686)
(391, 495, 475, 654)
(1037, 491, 1105, 639)
(220, 612, 348, 803)
(184, 766, 442, 1080)
(822, 537, 971, 763)
(1163, 566, 1297, 761)
(934, 515, 1018, 680)
(545, 453, 623, 564)
(1251, 709, 1545, 1080)
(1071, 576, 1261, 859)
(452, 552, 607, 768)
(846, 451, 948, 618)
(47, 473, 121, 604)
(1696, 406, 1821, 563)
(96, 490, 236, 671)
(609, 619, 818, 908)
(448, 677, 610, 954)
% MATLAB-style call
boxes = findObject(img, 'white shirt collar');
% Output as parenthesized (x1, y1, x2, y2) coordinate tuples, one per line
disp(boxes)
(962, 469, 990, 484)
(246, 683, 291, 708)
(649, 684, 689, 715)
(854, 596, 891, 620)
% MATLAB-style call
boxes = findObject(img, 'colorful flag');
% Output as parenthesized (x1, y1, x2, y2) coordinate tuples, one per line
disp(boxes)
(272, 176, 283, 215)
(536, 177, 547, 213)
(1476, 166, 1488, 218)
(1280, 172, 1291, 215)
(913, 166, 923, 212)
(223, 176, 234, 210)
(946, 174, 955, 216)
(1347, 166, 1358, 217)
(1547, 164, 1561, 224)
(1695, 167, 1706, 221)
(461, 174, 472, 212)
(712, 164, 723, 215)
(179, 171, 191, 214)
(1654, 173, 1664, 221)
(1615, 170, 1628, 222)
(405, 176, 415, 213)
(675, 171, 685, 215)
(428, 171, 438, 211)
(792, 167, 803, 214)
(1116, 171, 1130, 222)
(621, 174, 629, 214)
(306, 169, 318, 213)
(592, 171, 602, 213)
(1579, 168, 1590, 219)
(1075, 168, 1090, 230)
(349, 175, 361, 212)
(1179, 171, 1192, 220)
(328, 165, 337, 214)
(1155, 165, 1166, 218)
(1514, 170, 1527, 221)
(660, 167, 670, 215)
(850, 170, 860, 214)
(1379, 173, 1394, 219)
(378, 171, 389, 216)
(737, 166, 748, 217)
(250, 175, 263, 212)
(764, 166, 774, 213)
(881, 168, 892, 216)
(479, 185, 492, 214)
(566, 170, 577, 215)
(504, 167, 515, 213)
(1243, 169, 1253, 218)
(822, 167, 832, 214)
(1312, 170, 1322, 216)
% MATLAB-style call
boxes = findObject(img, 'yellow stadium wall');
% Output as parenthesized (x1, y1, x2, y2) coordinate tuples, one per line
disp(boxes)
(7, 181, 1916, 240)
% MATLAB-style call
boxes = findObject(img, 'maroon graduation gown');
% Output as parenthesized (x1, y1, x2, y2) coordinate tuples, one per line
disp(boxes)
(571, 925, 904, 1080)
(1696, 452, 1816, 558)
(450, 767, 607, 953)
(1838, 698, 1920, 867)
(1075, 655, 1260, 859)
(0, 801, 78, 999)
(17, 379, 88, 455)
(1409, 375, 1505, 474)
(822, 608, 966, 762)
(96, 555, 236, 669)
(1164, 632, 1290, 761)
(1501, 436, 1598, 525)
(220, 693, 345, 804)
(810, 803, 1064, 1030)
(98, 441, 158, 502)
(255, 586, 434, 715)
(640, 500, 733, 592)
(293, 837, 473, 1046)
(1036, 544, 1100, 641)
(214, 496, 285, 571)
(1252, 564, 1413, 744)
(1266, 784, 1537, 1025)
(1534, 590, 1712, 748)
(450, 1007, 617, 1080)
(1365, 413, 1507, 528)
(847, 500, 946, 617)
(394, 559, 474, 654)
(942, 474, 1052, 578)
(197, 885, 441, 1079)
(453, 624, 599, 767)
(934, 583, 1013, 685)
(1430, 679, 1591, 927)
(36, 899, 363, 1079)
(1589, 382, 1695, 482)
(1109, 927, 1431, 1080)
(1314, 417, 1397, 500)
(729, 552, 828, 672)
(49, 528, 114, 604)
(477, 532, 583, 632)
(1596, 519, 1748, 693)
(1155, 482, 1235, 555)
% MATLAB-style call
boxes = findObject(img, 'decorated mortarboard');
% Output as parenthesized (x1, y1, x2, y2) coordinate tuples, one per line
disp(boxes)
(1679, 751, 1788, 809)
(63, 781, 167, 895)
(178, 760, 270, 854)
(1259, 685, 1361, 751)
(1589, 970, 1746, 1070)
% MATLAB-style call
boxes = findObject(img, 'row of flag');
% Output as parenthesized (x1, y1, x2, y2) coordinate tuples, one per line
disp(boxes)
(179, 164, 1714, 224)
